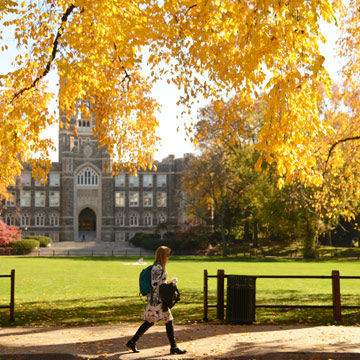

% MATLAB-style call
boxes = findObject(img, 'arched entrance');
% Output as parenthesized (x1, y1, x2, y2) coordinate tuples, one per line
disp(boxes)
(78, 208, 96, 241)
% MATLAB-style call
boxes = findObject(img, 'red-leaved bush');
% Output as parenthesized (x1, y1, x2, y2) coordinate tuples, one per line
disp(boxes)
(0, 220, 22, 247)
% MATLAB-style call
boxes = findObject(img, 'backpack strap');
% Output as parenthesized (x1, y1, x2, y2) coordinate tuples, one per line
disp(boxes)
(149, 262, 164, 305)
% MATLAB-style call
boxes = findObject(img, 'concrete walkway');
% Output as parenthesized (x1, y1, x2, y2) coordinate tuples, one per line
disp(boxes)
(30, 241, 153, 256)
(1, 323, 360, 359)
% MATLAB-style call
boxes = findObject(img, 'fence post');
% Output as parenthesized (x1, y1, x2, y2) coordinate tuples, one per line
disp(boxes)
(216, 269, 225, 320)
(10, 269, 15, 323)
(332, 270, 342, 321)
(204, 269, 208, 321)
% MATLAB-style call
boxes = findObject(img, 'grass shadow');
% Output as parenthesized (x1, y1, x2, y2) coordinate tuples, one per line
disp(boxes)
(2, 289, 360, 327)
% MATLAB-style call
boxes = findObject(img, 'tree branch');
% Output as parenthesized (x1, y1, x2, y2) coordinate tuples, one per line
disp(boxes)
(325, 136, 360, 170)
(186, 4, 197, 15)
(114, 44, 131, 84)
(11, 4, 76, 103)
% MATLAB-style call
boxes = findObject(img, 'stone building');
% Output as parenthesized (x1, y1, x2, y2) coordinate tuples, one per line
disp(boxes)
(1, 104, 190, 242)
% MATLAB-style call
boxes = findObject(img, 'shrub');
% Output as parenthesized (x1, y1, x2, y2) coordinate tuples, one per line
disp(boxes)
(9, 239, 40, 254)
(38, 236, 52, 247)
(129, 235, 162, 251)
(23, 235, 38, 240)
(23, 235, 52, 247)
(0, 220, 22, 247)
(130, 233, 161, 249)
(129, 231, 209, 253)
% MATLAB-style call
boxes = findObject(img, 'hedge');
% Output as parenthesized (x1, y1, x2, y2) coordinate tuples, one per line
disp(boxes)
(9, 239, 40, 254)
(129, 232, 208, 253)
(23, 235, 52, 247)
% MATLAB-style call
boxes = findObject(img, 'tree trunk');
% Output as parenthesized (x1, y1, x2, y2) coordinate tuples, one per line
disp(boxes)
(220, 216, 227, 257)
(326, 230, 332, 246)
(243, 207, 251, 242)
(303, 220, 318, 259)
(253, 219, 258, 248)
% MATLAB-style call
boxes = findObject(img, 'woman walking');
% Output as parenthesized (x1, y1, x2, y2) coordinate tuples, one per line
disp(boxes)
(126, 246, 186, 354)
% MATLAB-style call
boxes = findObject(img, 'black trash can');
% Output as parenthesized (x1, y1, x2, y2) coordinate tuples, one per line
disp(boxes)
(226, 275, 256, 324)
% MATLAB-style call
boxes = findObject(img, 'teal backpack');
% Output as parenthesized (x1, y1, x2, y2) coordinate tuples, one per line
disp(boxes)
(139, 265, 153, 296)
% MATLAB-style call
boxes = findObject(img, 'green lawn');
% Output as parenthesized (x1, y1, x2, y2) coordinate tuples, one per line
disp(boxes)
(0, 256, 360, 326)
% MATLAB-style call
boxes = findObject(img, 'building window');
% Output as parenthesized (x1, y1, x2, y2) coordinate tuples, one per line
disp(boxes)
(143, 174, 153, 187)
(77, 116, 90, 127)
(115, 192, 125, 207)
(157, 174, 167, 187)
(5, 192, 15, 206)
(144, 212, 153, 226)
(129, 212, 138, 226)
(5, 213, 14, 226)
(21, 173, 31, 186)
(77, 167, 99, 186)
(21, 213, 30, 227)
(157, 192, 167, 207)
(129, 175, 139, 187)
(49, 192, 60, 207)
(143, 192, 153, 207)
(129, 192, 139, 207)
(115, 212, 124, 226)
(49, 213, 59, 226)
(115, 232, 126, 241)
(35, 213, 45, 226)
(49, 173, 60, 186)
(115, 174, 125, 187)
(35, 178, 46, 187)
(35, 191, 45, 207)
(20, 191, 31, 207)
(158, 212, 167, 224)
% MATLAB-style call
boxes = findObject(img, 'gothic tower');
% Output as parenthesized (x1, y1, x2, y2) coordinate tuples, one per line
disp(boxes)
(59, 101, 114, 242)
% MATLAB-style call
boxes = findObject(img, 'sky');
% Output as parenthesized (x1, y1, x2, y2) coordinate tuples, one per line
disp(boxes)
(1, 18, 341, 164)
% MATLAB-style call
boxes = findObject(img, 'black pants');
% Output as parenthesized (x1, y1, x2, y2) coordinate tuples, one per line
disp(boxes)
(130, 320, 177, 348)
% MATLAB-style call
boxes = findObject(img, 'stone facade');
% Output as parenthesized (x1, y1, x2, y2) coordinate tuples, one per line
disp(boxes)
(1, 105, 190, 242)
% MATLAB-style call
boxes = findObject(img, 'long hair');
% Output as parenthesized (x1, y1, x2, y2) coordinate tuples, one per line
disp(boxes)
(154, 246, 171, 271)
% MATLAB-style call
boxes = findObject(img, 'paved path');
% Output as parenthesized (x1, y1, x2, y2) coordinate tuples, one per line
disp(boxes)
(1, 324, 360, 359)
(30, 241, 153, 256)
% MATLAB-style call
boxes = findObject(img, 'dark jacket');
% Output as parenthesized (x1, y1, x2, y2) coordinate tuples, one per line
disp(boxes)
(159, 283, 181, 311)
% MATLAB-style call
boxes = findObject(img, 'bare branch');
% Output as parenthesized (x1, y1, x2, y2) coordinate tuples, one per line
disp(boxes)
(186, 4, 197, 15)
(114, 44, 131, 84)
(325, 136, 360, 171)
(11, 4, 76, 103)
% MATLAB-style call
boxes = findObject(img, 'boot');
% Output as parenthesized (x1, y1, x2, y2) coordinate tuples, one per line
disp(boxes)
(126, 321, 154, 353)
(166, 320, 186, 355)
